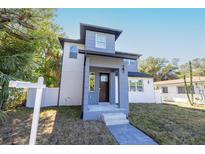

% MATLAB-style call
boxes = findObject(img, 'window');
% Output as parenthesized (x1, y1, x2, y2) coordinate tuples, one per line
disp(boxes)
(129, 80, 136, 92)
(124, 59, 136, 65)
(100, 75, 108, 82)
(137, 80, 144, 92)
(177, 86, 186, 94)
(177, 86, 195, 94)
(89, 72, 95, 92)
(95, 33, 106, 49)
(162, 87, 168, 93)
(69, 46, 78, 59)
(129, 80, 144, 92)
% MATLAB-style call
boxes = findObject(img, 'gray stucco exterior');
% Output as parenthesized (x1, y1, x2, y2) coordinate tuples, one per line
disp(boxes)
(124, 59, 138, 72)
(85, 30, 115, 53)
(82, 55, 129, 120)
(59, 23, 141, 121)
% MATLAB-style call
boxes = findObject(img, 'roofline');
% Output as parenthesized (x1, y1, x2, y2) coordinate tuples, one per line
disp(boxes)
(80, 23, 122, 43)
(59, 37, 83, 49)
(154, 77, 205, 86)
(116, 51, 142, 57)
(79, 49, 141, 60)
(80, 23, 123, 36)
(128, 76, 153, 78)
(128, 72, 153, 78)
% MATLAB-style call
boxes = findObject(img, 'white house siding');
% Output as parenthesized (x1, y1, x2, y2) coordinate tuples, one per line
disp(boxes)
(115, 77, 155, 103)
(128, 77, 155, 103)
(155, 83, 205, 104)
(58, 42, 85, 106)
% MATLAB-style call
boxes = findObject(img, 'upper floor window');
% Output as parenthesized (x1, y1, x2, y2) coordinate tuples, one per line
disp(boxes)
(162, 87, 168, 93)
(69, 46, 78, 59)
(124, 59, 136, 65)
(95, 33, 106, 49)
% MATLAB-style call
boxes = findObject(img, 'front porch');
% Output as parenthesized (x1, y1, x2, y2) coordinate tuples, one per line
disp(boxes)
(82, 55, 129, 120)
(85, 104, 128, 120)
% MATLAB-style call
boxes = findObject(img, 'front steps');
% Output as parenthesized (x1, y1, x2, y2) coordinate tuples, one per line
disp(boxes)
(102, 113, 129, 126)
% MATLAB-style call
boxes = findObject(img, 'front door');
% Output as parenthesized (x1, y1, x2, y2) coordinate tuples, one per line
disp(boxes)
(99, 73, 109, 102)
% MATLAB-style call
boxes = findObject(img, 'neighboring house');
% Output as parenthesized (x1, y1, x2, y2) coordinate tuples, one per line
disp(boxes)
(26, 23, 155, 120)
(154, 76, 205, 104)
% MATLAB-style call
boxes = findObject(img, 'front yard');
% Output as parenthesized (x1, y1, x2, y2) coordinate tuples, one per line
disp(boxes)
(129, 103, 205, 145)
(1, 103, 205, 145)
(0, 106, 116, 145)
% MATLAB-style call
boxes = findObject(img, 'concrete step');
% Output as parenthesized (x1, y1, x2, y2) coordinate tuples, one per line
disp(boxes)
(102, 113, 127, 121)
(102, 113, 129, 126)
(105, 119, 129, 126)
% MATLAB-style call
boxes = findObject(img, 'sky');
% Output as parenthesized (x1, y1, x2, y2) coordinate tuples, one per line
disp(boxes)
(55, 9, 205, 64)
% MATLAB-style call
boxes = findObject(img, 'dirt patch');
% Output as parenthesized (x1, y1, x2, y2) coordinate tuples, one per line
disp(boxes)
(0, 106, 116, 145)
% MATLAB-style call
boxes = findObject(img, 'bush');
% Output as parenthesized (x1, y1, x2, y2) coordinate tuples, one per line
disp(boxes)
(4, 89, 27, 110)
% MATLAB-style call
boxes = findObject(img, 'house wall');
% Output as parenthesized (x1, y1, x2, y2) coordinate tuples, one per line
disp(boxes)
(89, 55, 123, 68)
(155, 82, 205, 104)
(58, 42, 85, 106)
(123, 59, 138, 72)
(128, 77, 155, 103)
(115, 77, 155, 103)
(85, 30, 115, 53)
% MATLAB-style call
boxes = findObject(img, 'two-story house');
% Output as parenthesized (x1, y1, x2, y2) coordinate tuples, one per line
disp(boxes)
(58, 23, 155, 120)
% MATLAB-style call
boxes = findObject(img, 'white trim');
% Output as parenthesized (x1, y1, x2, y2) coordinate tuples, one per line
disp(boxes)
(95, 33, 106, 49)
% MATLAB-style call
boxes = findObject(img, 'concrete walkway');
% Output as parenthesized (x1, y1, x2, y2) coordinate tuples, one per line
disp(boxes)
(107, 124, 158, 145)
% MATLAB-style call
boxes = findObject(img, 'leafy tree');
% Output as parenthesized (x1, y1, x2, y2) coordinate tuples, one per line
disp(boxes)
(139, 57, 179, 81)
(179, 58, 205, 77)
(0, 9, 63, 110)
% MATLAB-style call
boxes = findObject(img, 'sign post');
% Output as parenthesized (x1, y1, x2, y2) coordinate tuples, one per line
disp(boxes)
(9, 77, 46, 145)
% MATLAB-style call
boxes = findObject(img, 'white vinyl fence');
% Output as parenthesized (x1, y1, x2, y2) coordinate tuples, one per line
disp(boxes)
(26, 88, 59, 107)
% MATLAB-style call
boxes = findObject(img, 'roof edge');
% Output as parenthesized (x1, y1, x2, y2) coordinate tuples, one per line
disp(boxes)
(128, 72, 153, 78)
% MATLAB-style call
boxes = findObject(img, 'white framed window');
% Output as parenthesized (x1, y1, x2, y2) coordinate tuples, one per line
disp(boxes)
(69, 46, 78, 59)
(177, 86, 195, 94)
(162, 87, 168, 93)
(124, 59, 136, 65)
(128, 79, 144, 92)
(129, 80, 136, 92)
(136, 80, 144, 92)
(95, 33, 106, 49)
(89, 72, 95, 92)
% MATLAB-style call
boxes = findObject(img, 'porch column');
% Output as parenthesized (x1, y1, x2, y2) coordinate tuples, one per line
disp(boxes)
(83, 56, 90, 114)
(110, 71, 115, 104)
(118, 64, 129, 111)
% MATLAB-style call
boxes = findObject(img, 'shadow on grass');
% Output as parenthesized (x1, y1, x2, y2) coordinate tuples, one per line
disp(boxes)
(0, 106, 116, 145)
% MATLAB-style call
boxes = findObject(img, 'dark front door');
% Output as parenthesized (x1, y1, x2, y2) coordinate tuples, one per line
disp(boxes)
(99, 73, 109, 102)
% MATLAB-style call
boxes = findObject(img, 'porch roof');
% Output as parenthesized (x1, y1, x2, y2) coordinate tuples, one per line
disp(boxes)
(128, 72, 153, 78)
(79, 49, 141, 60)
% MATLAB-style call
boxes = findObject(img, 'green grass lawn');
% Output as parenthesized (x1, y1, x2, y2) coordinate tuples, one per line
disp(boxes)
(129, 103, 205, 145)
(0, 106, 116, 145)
